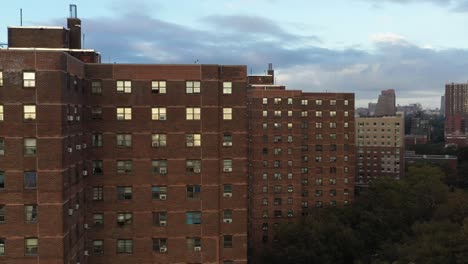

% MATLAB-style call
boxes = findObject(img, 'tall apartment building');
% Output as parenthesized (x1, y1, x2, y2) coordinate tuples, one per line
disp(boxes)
(0, 9, 248, 264)
(445, 83, 468, 146)
(375, 89, 396, 117)
(246, 72, 355, 259)
(355, 113, 405, 185)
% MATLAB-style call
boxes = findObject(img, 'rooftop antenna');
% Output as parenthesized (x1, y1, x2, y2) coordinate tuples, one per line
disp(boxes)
(20, 8, 23, 26)
(82, 33, 85, 49)
(70, 4, 77, 18)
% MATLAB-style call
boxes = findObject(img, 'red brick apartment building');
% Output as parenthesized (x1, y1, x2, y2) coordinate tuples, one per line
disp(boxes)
(0, 8, 355, 264)
(247, 66, 355, 258)
(445, 83, 468, 146)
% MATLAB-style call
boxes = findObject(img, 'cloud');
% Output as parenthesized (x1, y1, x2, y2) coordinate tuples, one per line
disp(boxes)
(370, 33, 407, 45)
(359, 0, 468, 12)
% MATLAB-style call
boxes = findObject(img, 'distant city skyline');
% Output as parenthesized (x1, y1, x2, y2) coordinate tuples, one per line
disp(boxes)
(3, 0, 468, 107)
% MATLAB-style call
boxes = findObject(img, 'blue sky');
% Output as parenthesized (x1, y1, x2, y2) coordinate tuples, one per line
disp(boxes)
(2, 0, 468, 108)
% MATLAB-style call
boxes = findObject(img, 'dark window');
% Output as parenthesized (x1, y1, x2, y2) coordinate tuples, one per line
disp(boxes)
(24, 171, 37, 189)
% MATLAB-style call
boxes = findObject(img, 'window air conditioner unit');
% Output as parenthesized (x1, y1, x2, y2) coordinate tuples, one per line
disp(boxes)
(68, 208, 74, 216)
(75, 203, 80, 210)
(84, 224, 90, 229)
(193, 168, 201, 173)
(223, 168, 232, 172)
(82, 170, 88, 176)
(159, 246, 167, 253)
(223, 193, 232, 198)
(159, 168, 167, 174)
(223, 142, 232, 146)
(82, 143, 87, 149)
(159, 194, 167, 200)
(194, 246, 201, 252)
(159, 116, 166, 120)
(84, 250, 89, 256)
(223, 218, 232, 223)
(76, 144, 81, 150)
(76, 115, 80, 121)
(159, 220, 167, 226)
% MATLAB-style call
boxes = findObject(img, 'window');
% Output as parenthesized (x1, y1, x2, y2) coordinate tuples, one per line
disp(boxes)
(330, 111, 337, 117)
(223, 133, 232, 147)
(152, 160, 168, 174)
(116, 80, 131, 93)
(117, 160, 132, 174)
(186, 81, 201, 93)
(223, 235, 232, 248)
(301, 99, 308, 105)
(223, 108, 232, 120)
(274, 110, 281, 117)
(92, 187, 103, 201)
(152, 238, 167, 252)
(287, 98, 293, 104)
(116, 239, 133, 253)
(273, 97, 281, 104)
(151, 107, 167, 120)
(186, 134, 201, 147)
(329, 122, 337, 128)
(0, 238, 4, 256)
(0, 138, 4, 156)
(223, 210, 233, 222)
(117, 186, 132, 200)
(24, 238, 38, 255)
(223, 82, 232, 94)
(153, 212, 167, 226)
(24, 138, 37, 155)
(117, 212, 132, 227)
(93, 240, 104, 255)
(0, 71, 3, 86)
(116, 134, 132, 147)
(223, 159, 232, 172)
(186, 107, 201, 120)
(152, 186, 167, 200)
(116, 107, 132, 120)
(187, 237, 201, 251)
(0, 205, 5, 222)
(91, 106, 102, 119)
(316, 111, 322, 117)
(152, 134, 167, 147)
(344, 111, 349, 117)
(24, 171, 37, 189)
(186, 211, 201, 224)
(24, 205, 38, 223)
(315, 99, 322, 105)
(93, 213, 103, 226)
(92, 133, 103, 147)
(330, 99, 336, 105)
(186, 160, 201, 173)
(186, 185, 201, 199)
(301, 110, 308, 117)
(152, 81, 166, 94)
(0, 105, 3, 121)
(91, 81, 102, 94)
(344, 99, 349, 105)
(262, 110, 268, 117)
(223, 184, 232, 196)
(23, 72, 36, 87)
(0, 172, 4, 190)
(262, 98, 268, 104)
(23, 105, 36, 121)
(93, 160, 103, 175)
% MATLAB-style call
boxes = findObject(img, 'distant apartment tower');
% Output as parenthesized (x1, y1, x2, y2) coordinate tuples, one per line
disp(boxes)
(247, 69, 355, 259)
(0, 8, 248, 264)
(445, 83, 468, 146)
(375, 89, 396, 116)
(441, 95, 445, 116)
(355, 113, 405, 185)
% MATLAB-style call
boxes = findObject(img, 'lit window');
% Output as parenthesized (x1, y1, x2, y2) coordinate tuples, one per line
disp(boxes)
(152, 238, 168, 253)
(186, 211, 201, 224)
(151, 186, 167, 200)
(93, 240, 104, 255)
(186, 107, 201, 120)
(330, 100, 336, 105)
(93, 213, 103, 226)
(152, 107, 167, 120)
(262, 98, 268, 104)
(186, 134, 201, 147)
(24, 238, 38, 256)
(23, 105, 36, 121)
(274, 98, 282, 104)
(329, 122, 337, 128)
(223, 159, 233, 172)
(288, 110, 293, 117)
(186, 81, 200, 94)
(92, 186, 103, 201)
(262, 110, 268, 117)
(344, 100, 349, 105)
(152, 81, 166, 94)
(24, 171, 37, 189)
(116, 160, 132, 174)
(24, 138, 37, 156)
(315, 99, 322, 105)
(117, 239, 133, 253)
(274, 110, 281, 117)
(316, 111, 322, 117)
(187, 185, 201, 199)
(223, 235, 232, 248)
(0, 71, 3, 86)
(117, 186, 133, 200)
(116, 107, 132, 120)
(24, 205, 37, 223)
(287, 98, 293, 104)
(116, 134, 132, 147)
(223, 82, 232, 94)
(330, 111, 337, 117)
(117, 212, 132, 227)
(344, 111, 349, 117)
(0, 105, 3, 121)
(0, 238, 5, 256)
(116, 80, 131, 93)
(223, 108, 232, 120)
(151, 134, 167, 147)
(152, 160, 168, 175)
(92, 133, 103, 147)
(301, 111, 308, 117)
(23, 72, 36, 87)
(316, 122, 322, 128)
(301, 99, 308, 105)
(91, 81, 102, 94)
(344, 122, 349, 128)
(153, 212, 167, 226)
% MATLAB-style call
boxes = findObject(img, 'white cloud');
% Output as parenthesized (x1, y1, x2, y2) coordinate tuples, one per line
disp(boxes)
(370, 33, 407, 45)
